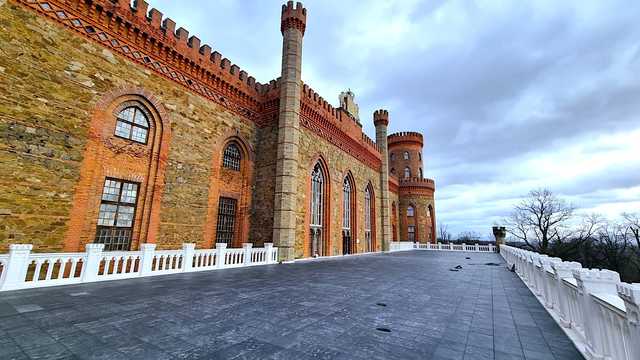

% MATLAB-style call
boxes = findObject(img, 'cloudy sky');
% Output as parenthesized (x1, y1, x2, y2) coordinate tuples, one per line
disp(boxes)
(148, 0, 640, 237)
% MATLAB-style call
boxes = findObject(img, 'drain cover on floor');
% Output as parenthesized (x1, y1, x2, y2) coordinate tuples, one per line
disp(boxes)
(376, 327, 391, 333)
(376, 303, 387, 307)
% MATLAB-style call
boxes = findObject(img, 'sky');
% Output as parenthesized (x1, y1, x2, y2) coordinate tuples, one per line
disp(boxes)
(147, 0, 640, 238)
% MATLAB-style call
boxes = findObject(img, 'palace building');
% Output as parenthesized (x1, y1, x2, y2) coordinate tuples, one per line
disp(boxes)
(0, 0, 436, 260)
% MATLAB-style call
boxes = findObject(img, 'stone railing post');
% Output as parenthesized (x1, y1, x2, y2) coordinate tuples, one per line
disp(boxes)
(551, 261, 582, 327)
(216, 243, 227, 269)
(243, 243, 253, 266)
(265, 243, 274, 264)
(540, 257, 562, 308)
(461, 243, 466, 251)
(81, 243, 103, 283)
(139, 243, 156, 276)
(574, 268, 621, 360)
(182, 243, 195, 272)
(0, 244, 33, 291)
(437, 242, 441, 250)
(414, 242, 419, 249)
(475, 243, 479, 252)
(618, 283, 640, 360)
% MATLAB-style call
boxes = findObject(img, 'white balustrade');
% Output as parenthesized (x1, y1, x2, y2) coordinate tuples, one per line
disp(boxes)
(390, 241, 497, 253)
(500, 245, 640, 360)
(0, 242, 278, 292)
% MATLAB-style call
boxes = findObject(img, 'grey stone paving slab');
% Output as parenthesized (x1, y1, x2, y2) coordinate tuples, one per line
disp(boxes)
(0, 251, 583, 360)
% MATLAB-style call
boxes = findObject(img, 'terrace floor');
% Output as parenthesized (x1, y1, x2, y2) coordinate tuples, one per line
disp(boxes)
(0, 251, 583, 360)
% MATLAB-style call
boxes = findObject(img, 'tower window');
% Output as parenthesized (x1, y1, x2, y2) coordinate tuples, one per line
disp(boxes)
(390, 153, 395, 161)
(95, 178, 139, 251)
(419, 168, 423, 179)
(403, 151, 409, 160)
(404, 167, 411, 179)
(407, 206, 415, 217)
(114, 106, 149, 144)
(222, 143, 242, 171)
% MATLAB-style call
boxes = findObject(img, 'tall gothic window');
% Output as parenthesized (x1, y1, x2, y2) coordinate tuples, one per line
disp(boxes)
(216, 197, 237, 245)
(310, 163, 325, 256)
(364, 186, 372, 252)
(403, 151, 410, 160)
(408, 225, 416, 241)
(114, 106, 149, 144)
(95, 178, 138, 251)
(407, 205, 415, 217)
(342, 178, 352, 230)
(404, 167, 411, 179)
(222, 143, 241, 171)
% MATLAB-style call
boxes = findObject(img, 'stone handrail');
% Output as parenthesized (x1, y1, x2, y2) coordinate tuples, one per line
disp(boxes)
(501, 245, 640, 360)
(0, 243, 278, 292)
(389, 242, 496, 253)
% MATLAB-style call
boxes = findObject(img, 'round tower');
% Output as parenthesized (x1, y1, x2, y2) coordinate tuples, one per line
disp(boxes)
(273, 1, 307, 261)
(374, 110, 391, 251)
(388, 132, 424, 180)
(388, 132, 436, 244)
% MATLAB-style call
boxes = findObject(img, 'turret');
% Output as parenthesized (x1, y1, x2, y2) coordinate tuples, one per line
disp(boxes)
(374, 109, 392, 251)
(273, 2, 307, 261)
(388, 132, 425, 180)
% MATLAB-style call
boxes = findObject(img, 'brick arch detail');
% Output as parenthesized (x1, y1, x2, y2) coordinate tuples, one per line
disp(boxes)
(63, 87, 172, 251)
(204, 130, 255, 248)
(304, 154, 332, 257)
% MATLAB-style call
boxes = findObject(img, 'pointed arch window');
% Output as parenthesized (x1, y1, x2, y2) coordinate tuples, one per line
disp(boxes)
(407, 205, 415, 217)
(419, 168, 423, 179)
(403, 151, 410, 160)
(310, 163, 325, 256)
(364, 185, 373, 252)
(404, 167, 411, 179)
(342, 178, 352, 230)
(390, 153, 396, 161)
(114, 106, 149, 144)
(223, 143, 242, 171)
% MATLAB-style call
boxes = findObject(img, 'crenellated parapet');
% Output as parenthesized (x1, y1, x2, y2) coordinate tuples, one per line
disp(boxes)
(281, 1, 307, 35)
(398, 177, 435, 194)
(373, 110, 389, 127)
(19, 0, 267, 122)
(388, 132, 424, 148)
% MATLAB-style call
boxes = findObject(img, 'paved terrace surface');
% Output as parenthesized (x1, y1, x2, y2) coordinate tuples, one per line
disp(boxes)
(0, 251, 583, 360)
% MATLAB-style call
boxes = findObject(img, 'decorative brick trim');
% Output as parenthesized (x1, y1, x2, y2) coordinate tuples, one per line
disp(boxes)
(15, 0, 383, 173)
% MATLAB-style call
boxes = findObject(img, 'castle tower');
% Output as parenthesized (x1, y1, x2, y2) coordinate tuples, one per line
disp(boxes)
(388, 132, 436, 243)
(273, 1, 307, 261)
(374, 110, 392, 251)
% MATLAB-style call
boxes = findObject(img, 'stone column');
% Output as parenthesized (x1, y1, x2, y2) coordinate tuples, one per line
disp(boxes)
(272, 2, 307, 261)
(492, 226, 506, 252)
(374, 110, 392, 251)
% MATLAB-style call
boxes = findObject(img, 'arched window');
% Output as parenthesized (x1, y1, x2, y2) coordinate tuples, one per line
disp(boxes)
(419, 168, 423, 179)
(222, 143, 242, 171)
(114, 106, 149, 144)
(390, 153, 395, 161)
(403, 151, 410, 160)
(404, 167, 411, 179)
(390, 168, 396, 176)
(342, 178, 352, 230)
(407, 205, 415, 217)
(364, 185, 373, 252)
(310, 162, 325, 256)
(418, 152, 422, 161)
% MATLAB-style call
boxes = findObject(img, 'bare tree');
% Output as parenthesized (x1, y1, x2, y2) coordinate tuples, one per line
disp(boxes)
(457, 231, 482, 242)
(438, 223, 452, 242)
(505, 188, 575, 253)
(623, 213, 640, 247)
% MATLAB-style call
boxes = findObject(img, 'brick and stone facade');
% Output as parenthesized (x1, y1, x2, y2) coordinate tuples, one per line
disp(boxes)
(0, 0, 436, 260)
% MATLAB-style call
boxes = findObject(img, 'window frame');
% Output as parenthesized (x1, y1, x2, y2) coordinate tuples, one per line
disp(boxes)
(222, 142, 242, 171)
(407, 206, 415, 217)
(113, 106, 150, 144)
(95, 177, 140, 251)
(403, 151, 410, 160)
(216, 197, 238, 246)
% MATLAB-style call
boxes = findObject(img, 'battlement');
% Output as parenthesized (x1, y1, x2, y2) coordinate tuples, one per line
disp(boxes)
(373, 109, 389, 127)
(281, 1, 307, 35)
(398, 177, 435, 191)
(46, 0, 267, 105)
(388, 132, 424, 147)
